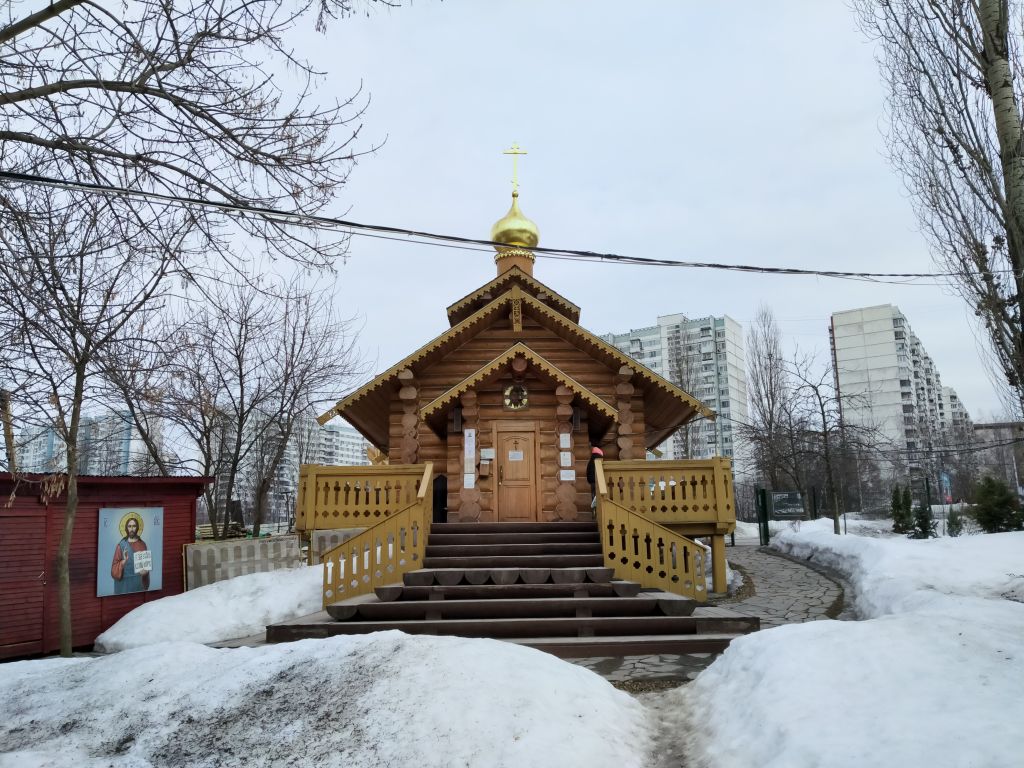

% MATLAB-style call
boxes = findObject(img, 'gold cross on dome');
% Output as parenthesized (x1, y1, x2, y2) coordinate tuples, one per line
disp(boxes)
(503, 143, 528, 194)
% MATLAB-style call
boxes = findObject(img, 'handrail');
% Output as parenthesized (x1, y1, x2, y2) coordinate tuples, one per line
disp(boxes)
(601, 457, 735, 532)
(296, 463, 427, 531)
(319, 462, 433, 608)
(594, 459, 707, 601)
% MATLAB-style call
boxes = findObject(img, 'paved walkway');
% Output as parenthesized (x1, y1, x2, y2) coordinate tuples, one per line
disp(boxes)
(568, 544, 847, 687)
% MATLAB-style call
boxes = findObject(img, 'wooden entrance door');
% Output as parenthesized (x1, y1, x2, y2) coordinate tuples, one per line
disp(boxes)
(496, 430, 537, 521)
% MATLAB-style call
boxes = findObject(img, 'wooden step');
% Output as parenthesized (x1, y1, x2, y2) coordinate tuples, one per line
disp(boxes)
(424, 543, 603, 557)
(427, 532, 600, 545)
(375, 581, 642, 602)
(403, 566, 613, 586)
(514, 633, 741, 658)
(328, 596, 665, 622)
(270, 615, 727, 640)
(422, 554, 605, 569)
(430, 522, 598, 534)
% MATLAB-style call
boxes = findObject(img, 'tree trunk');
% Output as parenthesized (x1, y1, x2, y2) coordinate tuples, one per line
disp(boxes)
(57, 367, 87, 656)
(979, 0, 1024, 391)
(57, 471, 78, 656)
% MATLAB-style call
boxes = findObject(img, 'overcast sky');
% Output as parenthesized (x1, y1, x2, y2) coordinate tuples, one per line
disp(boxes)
(298, 1, 1001, 419)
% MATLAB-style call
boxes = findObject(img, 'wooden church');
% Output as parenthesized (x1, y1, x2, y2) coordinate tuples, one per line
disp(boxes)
(277, 157, 749, 655)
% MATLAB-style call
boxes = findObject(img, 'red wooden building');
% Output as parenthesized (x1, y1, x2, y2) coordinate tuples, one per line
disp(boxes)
(0, 473, 209, 659)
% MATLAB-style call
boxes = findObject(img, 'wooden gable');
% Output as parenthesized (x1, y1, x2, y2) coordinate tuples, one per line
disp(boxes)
(418, 341, 618, 436)
(320, 284, 712, 451)
(445, 267, 580, 326)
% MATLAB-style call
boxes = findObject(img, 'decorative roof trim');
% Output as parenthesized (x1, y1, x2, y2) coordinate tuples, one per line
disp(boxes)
(319, 284, 712, 425)
(515, 292, 716, 421)
(318, 290, 517, 424)
(445, 267, 580, 323)
(419, 342, 618, 421)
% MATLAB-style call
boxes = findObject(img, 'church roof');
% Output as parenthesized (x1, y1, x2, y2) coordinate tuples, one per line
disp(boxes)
(320, 285, 713, 450)
(445, 266, 580, 325)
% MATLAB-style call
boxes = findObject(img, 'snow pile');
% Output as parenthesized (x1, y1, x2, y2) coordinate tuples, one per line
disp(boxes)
(95, 564, 323, 651)
(772, 519, 1024, 617)
(0, 633, 650, 768)
(667, 525, 1024, 768)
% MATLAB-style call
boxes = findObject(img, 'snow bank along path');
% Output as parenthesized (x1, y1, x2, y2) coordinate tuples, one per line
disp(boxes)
(95, 564, 324, 651)
(660, 524, 1024, 768)
(0, 632, 651, 768)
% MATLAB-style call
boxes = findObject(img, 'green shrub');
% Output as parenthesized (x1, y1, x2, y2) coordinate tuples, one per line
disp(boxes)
(972, 476, 1024, 533)
(947, 507, 964, 537)
(909, 500, 937, 539)
(892, 483, 914, 534)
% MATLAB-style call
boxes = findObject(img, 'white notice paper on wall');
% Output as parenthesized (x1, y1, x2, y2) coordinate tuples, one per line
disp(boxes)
(559, 470, 576, 482)
(464, 428, 477, 475)
(463, 473, 475, 490)
(559, 451, 572, 467)
(559, 433, 571, 449)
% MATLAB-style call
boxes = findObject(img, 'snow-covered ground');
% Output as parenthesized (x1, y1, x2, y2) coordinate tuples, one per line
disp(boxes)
(3, 519, 1021, 767)
(0, 633, 649, 768)
(661, 520, 1024, 768)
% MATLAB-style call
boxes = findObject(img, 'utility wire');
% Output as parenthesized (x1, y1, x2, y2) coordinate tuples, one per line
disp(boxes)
(0, 169, 967, 285)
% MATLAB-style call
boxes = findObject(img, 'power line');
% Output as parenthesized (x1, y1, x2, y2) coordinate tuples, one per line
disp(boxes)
(0, 169, 964, 285)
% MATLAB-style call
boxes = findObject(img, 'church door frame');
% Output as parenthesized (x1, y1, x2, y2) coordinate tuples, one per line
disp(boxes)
(492, 419, 542, 522)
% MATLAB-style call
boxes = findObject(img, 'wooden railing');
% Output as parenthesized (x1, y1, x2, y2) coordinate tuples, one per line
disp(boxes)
(296, 464, 427, 531)
(595, 460, 707, 600)
(319, 463, 433, 608)
(601, 457, 735, 533)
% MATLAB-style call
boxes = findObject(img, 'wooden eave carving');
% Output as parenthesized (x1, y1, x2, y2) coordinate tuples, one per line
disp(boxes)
(318, 284, 713, 450)
(419, 342, 618, 434)
(445, 267, 581, 326)
(511, 291, 716, 429)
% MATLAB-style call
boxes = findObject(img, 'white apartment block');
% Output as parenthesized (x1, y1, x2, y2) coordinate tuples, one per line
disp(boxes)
(17, 412, 158, 475)
(603, 314, 748, 467)
(829, 304, 970, 476)
(262, 418, 370, 522)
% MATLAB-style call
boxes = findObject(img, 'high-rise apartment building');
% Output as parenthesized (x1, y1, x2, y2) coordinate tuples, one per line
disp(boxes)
(603, 314, 748, 467)
(829, 304, 971, 477)
(258, 418, 371, 524)
(17, 412, 159, 475)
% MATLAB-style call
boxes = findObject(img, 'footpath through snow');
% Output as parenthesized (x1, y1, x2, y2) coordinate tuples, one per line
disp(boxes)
(656, 522, 1024, 768)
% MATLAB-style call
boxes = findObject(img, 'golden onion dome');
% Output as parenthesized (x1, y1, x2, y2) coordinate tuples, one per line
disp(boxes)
(490, 191, 540, 250)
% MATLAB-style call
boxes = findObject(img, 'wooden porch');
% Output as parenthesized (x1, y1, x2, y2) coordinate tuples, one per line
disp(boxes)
(269, 458, 754, 655)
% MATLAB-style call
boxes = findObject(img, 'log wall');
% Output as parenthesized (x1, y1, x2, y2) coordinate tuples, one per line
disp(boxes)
(385, 315, 650, 520)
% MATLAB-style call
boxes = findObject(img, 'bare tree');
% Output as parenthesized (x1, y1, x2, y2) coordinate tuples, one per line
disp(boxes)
(741, 306, 793, 489)
(854, 0, 1024, 413)
(0, 0, 395, 272)
(0, 191, 173, 656)
(118, 280, 360, 539)
(1, 0, 391, 655)
(241, 287, 360, 537)
(790, 355, 847, 533)
(664, 324, 705, 458)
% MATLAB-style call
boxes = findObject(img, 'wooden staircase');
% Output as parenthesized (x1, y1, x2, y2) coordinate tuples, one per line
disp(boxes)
(268, 521, 758, 656)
